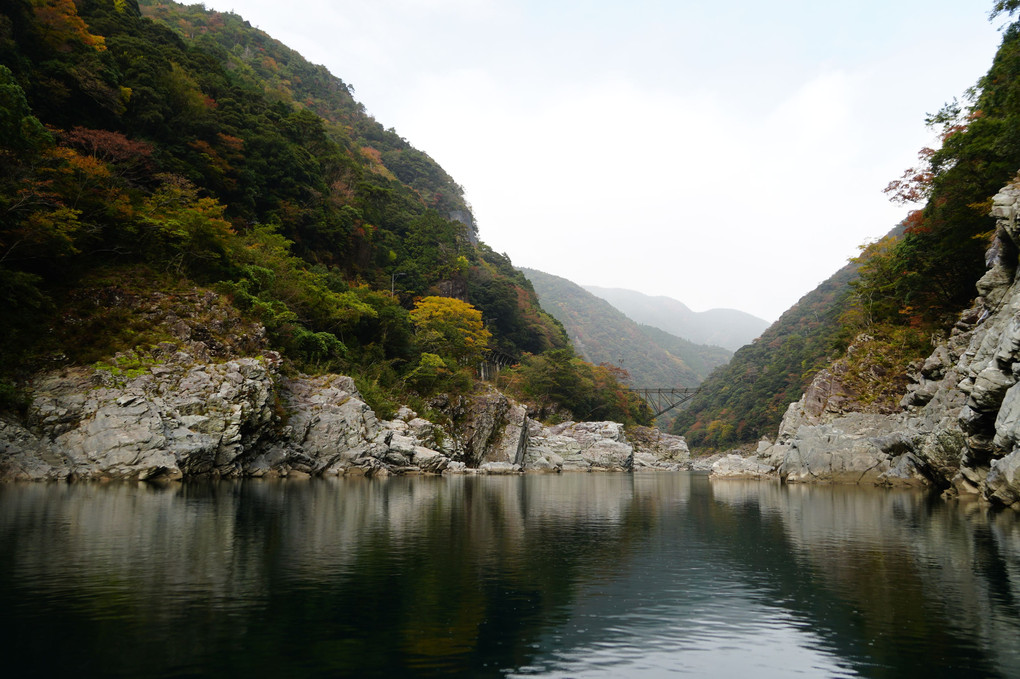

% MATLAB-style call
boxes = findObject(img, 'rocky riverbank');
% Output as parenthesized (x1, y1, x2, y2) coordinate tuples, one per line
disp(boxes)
(0, 347, 690, 481)
(711, 180, 1020, 509)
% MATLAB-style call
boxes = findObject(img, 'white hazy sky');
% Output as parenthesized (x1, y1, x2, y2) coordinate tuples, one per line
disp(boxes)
(197, 0, 1005, 322)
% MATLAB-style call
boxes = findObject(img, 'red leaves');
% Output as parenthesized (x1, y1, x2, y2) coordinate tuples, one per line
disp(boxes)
(61, 126, 153, 166)
(902, 209, 929, 236)
(883, 148, 935, 205)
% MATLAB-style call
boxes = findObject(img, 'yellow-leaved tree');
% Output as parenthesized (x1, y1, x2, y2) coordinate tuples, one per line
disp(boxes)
(409, 296, 491, 365)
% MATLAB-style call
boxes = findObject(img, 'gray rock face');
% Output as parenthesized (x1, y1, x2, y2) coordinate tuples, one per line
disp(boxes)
(628, 426, 691, 471)
(4, 355, 278, 481)
(778, 414, 925, 486)
(446, 389, 529, 466)
(738, 178, 1020, 506)
(1, 353, 692, 481)
(526, 421, 633, 471)
(0, 354, 454, 481)
(711, 453, 774, 479)
(986, 452, 1020, 507)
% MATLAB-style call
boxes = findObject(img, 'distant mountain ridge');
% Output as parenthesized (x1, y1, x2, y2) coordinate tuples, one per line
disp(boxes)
(583, 286, 769, 351)
(520, 269, 731, 391)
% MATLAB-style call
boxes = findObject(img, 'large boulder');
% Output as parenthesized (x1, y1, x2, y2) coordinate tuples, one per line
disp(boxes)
(628, 426, 691, 470)
(986, 452, 1020, 508)
(711, 453, 775, 479)
(777, 413, 925, 486)
(2, 352, 279, 481)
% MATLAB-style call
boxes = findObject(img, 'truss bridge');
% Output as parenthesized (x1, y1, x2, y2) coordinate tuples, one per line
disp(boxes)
(631, 387, 699, 417)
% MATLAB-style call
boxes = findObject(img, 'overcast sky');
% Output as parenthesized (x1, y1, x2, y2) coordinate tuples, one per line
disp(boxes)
(197, 0, 1004, 322)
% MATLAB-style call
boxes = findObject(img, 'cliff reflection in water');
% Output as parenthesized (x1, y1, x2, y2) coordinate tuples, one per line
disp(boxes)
(704, 480, 1020, 678)
(0, 474, 1018, 678)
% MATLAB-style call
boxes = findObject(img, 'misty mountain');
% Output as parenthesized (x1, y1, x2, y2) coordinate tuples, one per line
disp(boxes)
(583, 286, 769, 351)
(520, 269, 731, 389)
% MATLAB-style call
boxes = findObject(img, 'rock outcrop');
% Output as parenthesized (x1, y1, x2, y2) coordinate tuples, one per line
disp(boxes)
(0, 351, 690, 481)
(526, 421, 634, 472)
(717, 179, 1020, 508)
(627, 426, 692, 470)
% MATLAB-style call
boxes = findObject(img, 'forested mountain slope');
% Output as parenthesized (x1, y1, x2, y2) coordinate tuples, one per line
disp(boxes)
(0, 0, 649, 425)
(584, 286, 768, 351)
(521, 268, 731, 388)
(670, 258, 861, 448)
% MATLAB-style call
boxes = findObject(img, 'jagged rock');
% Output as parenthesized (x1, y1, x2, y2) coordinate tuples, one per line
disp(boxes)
(440, 389, 529, 466)
(412, 447, 449, 474)
(985, 452, 1020, 507)
(281, 374, 380, 472)
(0, 418, 72, 480)
(529, 455, 562, 472)
(801, 367, 858, 417)
(776, 413, 926, 486)
(744, 177, 1020, 501)
(922, 345, 953, 379)
(970, 365, 1016, 413)
(0, 355, 474, 480)
(526, 421, 633, 471)
(627, 426, 691, 470)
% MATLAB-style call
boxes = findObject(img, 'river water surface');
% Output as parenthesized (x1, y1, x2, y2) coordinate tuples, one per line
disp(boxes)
(1, 473, 1019, 678)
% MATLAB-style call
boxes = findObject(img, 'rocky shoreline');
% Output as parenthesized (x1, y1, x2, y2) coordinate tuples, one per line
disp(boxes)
(708, 180, 1020, 510)
(0, 348, 690, 481)
(10, 191, 1020, 508)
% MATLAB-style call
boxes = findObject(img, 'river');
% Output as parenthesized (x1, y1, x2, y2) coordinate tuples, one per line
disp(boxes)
(0, 473, 1018, 678)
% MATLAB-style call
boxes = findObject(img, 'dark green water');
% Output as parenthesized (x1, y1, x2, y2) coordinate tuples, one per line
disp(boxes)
(1, 473, 1018, 678)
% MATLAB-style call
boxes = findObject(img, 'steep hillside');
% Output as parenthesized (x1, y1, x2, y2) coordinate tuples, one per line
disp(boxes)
(521, 268, 731, 388)
(670, 258, 860, 448)
(136, 0, 472, 228)
(584, 286, 768, 351)
(0, 0, 649, 425)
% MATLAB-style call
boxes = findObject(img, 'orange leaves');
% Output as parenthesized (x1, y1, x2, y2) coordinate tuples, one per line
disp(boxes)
(359, 146, 396, 180)
(360, 146, 382, 164)
(897, 305, 925, 329)
(52, 145, 111, 180)
(30, 0, 107, 53)
(217, 133, 244, 154)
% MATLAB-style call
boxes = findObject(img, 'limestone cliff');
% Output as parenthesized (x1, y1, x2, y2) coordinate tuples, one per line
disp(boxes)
(715, 179, 1020, 509)
(0, 351, 690, 482)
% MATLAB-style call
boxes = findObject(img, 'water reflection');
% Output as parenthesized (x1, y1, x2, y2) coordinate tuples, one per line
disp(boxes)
(0, 474, 1017, 678)
(706, 480, 1020, 678)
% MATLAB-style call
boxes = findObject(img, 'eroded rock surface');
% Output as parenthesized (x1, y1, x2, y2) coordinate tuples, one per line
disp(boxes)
(1, 357, 690, 481)
(717, 180, 1020, 507)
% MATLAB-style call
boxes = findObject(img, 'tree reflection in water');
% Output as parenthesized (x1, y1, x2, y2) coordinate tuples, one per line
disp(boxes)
(0, 474, 1017, 678)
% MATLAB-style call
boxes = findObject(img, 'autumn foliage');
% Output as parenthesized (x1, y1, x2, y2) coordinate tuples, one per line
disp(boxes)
(409, 296, 491, 364)
(1, 0, 640, 422)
